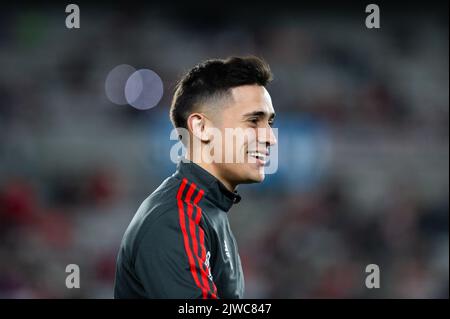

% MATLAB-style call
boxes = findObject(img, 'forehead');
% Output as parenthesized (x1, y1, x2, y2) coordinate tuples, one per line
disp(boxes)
(228, 85, 274, 115)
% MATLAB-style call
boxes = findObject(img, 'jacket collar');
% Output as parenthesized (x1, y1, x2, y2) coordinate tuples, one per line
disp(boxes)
(174, 158, 241, 212)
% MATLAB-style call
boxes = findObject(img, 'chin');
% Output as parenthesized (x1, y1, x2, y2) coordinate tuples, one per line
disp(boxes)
(255, 171, 265, 182)
(245, 169, 265, 183)
(231, 164, 266, 185)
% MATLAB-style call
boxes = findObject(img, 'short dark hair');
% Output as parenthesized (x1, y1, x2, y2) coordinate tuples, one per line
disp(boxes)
(170, 56, 273, 130)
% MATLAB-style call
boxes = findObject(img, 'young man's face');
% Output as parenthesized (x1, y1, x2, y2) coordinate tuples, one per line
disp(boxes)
(209, 84, 277, 189)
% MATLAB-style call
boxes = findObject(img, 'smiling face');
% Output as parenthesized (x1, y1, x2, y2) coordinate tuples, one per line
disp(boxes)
(175, 57, 276, 191)
(206, 84, 277, 189)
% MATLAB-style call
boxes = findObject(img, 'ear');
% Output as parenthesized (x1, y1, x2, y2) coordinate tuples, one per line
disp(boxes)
(187, 113, 211, 142)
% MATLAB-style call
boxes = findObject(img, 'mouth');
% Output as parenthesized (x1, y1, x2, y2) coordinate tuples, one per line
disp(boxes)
(247, 151, 268, 166)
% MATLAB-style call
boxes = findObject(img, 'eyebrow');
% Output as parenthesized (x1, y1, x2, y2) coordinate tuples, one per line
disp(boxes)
(242, 110, 276, 120)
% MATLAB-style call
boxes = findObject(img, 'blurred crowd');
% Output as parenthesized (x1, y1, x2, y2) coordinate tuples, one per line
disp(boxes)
(0, 4, 448, 298)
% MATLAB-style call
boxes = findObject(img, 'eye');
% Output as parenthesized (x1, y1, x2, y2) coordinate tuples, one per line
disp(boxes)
(248, 118, 259, 125)
(268, 120, 274, 127)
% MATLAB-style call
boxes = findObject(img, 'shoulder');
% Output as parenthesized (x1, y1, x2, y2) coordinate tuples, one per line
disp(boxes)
(119, 175, 215, 262)
(120, 176, 184, 259)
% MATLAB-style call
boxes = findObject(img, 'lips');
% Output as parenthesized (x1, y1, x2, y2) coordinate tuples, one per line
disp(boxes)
(247, 150, 269, 164)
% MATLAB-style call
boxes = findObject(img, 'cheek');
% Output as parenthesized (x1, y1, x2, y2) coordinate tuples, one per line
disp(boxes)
(245, 135, 257, 151)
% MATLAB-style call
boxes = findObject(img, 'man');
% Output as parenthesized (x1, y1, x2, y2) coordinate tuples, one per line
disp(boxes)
(114, 56, 277, 299)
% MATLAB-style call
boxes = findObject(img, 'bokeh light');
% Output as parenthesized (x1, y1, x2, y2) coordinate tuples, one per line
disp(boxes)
(104, 64, 136, 105)
(125, 69, 164, 110)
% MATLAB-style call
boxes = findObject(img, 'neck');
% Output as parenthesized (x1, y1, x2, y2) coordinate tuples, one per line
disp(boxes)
(186, 151, 236, 192)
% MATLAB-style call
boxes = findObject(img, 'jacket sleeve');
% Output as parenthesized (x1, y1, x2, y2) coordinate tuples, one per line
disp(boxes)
(134, 210, 218, 299)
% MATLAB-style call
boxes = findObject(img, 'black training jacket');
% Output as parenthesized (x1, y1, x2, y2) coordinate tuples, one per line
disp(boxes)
(114, 159, 244, 299)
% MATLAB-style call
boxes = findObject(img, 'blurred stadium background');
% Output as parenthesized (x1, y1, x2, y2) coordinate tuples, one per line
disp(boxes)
(0, 1, 448, 298)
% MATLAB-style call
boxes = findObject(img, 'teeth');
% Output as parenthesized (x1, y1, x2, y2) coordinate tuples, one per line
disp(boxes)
(248, 152, 266, 160)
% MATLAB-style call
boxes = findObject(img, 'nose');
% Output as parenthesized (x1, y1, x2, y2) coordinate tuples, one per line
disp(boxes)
(259, 126, 277, 148)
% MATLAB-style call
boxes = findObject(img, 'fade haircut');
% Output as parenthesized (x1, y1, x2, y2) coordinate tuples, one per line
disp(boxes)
(170, 56, 273, 133)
